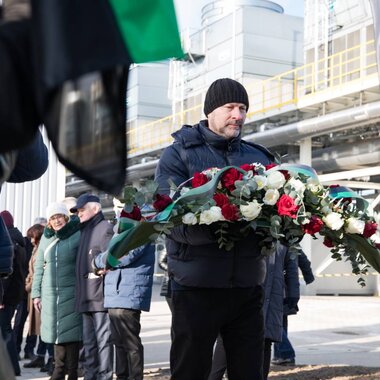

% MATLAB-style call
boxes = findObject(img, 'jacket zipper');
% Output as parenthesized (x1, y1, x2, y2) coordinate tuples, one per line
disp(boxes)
(55, 244, 59, 344)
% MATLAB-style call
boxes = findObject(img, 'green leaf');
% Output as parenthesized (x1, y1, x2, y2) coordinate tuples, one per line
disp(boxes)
(345, 235, 380, 273)
(134, 192, 145, 206)
(145, 180, 158, 193)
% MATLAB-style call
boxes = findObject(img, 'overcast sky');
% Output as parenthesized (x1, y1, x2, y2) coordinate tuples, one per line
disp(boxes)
(173, 0, 304, 31)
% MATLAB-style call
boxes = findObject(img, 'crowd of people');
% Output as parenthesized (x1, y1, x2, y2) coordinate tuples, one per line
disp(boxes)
(0, 78, 315, 380)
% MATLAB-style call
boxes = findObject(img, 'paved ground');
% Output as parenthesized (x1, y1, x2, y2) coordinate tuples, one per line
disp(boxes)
(16, 284, 380, 379)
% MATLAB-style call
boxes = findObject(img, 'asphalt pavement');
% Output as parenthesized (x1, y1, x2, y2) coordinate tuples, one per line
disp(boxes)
(17, 283, 380, 379)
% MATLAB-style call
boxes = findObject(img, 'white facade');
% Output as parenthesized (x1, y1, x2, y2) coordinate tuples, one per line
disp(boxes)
(0, 129, 66, 235)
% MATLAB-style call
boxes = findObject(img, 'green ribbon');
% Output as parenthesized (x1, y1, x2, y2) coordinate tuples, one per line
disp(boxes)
(267, 163, 319, 182)
(328, 186, 369, 212)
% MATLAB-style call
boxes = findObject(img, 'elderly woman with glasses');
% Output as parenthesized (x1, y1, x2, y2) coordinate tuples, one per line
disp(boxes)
(31, 202, 82, 380)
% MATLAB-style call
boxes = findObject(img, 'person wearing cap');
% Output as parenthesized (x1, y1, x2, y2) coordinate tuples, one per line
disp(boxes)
(155, 78, 275, 380)
(31, 202, 82, 379)
(70, 193, 114, 380)
(93, 207, 155, 380)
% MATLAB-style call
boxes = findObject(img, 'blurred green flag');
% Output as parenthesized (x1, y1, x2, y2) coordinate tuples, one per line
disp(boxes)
(109, 0, 184, 63)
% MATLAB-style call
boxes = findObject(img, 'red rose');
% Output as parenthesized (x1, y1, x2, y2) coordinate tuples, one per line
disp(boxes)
(221, 168, 243, 192)
(240, 163, 256, 172)
(221, 204, 239, 221)
(213, 193, 230, 208)
(265, 163, 277, 170)
(363, 221, 378, 238)
(153, 194, 173, 212)
(303, 216, 324, 235)
(192, 172, 209, 188)
(121, 205, 142, 221)
(276, 195, 299, 219)
(323, 237, 334, 248)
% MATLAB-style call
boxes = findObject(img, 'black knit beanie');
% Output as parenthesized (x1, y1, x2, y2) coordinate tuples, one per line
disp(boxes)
(203, 78, 249, 116)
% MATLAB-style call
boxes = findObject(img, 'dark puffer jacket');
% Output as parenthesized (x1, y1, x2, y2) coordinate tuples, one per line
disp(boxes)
(75, 212, 114, 313)
(263, 245, 299, 342)
(1, 226, 26, 306)
(155, 121, 274, 288)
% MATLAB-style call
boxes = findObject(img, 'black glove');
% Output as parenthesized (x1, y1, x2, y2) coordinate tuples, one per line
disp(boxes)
(283, 297, 299, 315)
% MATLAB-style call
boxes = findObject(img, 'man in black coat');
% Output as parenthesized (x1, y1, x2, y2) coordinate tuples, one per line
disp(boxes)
(71, 194, 114, 380)
(155, 78, 274, 380)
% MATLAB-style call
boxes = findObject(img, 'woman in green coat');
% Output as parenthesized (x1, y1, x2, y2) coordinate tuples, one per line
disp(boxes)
(32, 202, 82, 380)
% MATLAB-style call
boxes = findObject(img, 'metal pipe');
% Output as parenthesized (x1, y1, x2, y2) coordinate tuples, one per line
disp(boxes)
(244, 101, 380, 147)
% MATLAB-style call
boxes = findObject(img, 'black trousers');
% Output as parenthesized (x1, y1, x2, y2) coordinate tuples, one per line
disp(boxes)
(170, 286, 265, 380)
(208, 336, 272, 380)
(108, 308, 143, 380)
(50, 341, 81, 380)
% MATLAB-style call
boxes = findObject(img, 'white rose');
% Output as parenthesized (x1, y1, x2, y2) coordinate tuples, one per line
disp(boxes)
(345, 217, 365, 234)
(182, 212, 198, 225)
(266, 171, 286, 189)
(288, 178, 306, 196)
(323, 212, 344, 230)
(263, 189, 280, 205)
(306, 180, 322, 193)
(254, 175, 267, 190)
(199, 206, 223, 225)
(240, 200, 262, 221)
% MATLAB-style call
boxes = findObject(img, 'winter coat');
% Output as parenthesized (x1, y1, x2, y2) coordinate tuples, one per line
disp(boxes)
(75, 212, 113, 313)
(263, 245, 299, 342)
(155, 121, 274, 288)
(298, 251, 315, 284)
(95, 244, 155, 311)
(25, 245, 41, 336)
(31, 217, 82, 344)
(1, 226, 26, 306)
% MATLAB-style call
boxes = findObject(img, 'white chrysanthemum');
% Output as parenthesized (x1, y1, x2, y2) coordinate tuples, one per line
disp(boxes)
(182, 212, 198, 225)
(323, 212, 344, 230)
(263, 189, 280, 205)
(306, 180, 322, 193)
(266, 171, 286, 189)
(288, 177, 306, 196)
(254, 175, 267, 190)
(345, 217, 365, 234)
(240, 200, 262, 221)
(199, 206, 223, 225)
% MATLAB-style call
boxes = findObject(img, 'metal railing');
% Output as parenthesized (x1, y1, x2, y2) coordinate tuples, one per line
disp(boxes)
(127, 39, 377, 156)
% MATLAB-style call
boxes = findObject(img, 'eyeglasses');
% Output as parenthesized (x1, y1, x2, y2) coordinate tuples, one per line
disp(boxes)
(50, 214, 65, 221)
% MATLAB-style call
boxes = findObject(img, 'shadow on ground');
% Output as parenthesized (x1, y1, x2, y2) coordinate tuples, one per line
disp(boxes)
(144, 365, 380, 379)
